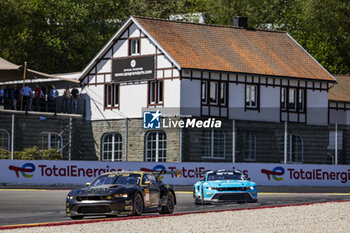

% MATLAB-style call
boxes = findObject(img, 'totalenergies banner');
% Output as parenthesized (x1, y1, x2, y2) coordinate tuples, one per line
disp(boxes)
(1, 160, 350, 186)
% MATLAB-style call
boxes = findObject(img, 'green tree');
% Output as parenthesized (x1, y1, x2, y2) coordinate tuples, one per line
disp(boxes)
(0, 0, 349, 75)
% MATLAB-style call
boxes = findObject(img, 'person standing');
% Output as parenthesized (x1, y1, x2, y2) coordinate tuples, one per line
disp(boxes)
(49, 85, 58, 112)
(71, 86, 80, 114)
(0, 88, 4, 106)
(20, 85, 33, 111)
(11, 86, 19, 110)
(61, 86, 71, 113)
(34, 84, 43, 111)
(3, 86, 10, 109)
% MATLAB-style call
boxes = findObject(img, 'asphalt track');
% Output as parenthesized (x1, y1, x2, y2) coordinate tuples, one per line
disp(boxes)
(0, 186, 350, 227)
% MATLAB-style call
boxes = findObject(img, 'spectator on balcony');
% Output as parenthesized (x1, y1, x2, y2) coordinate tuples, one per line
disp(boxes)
(71, 86, 80, 114)
(11, 86, 20, 110)
(49, 85, 58, 112)
(20, 85, 33, 111)
(34, 84, 43, 111)
(0, 88, 4, 105)
(4, 86, 11, 109)
(61, 86, 71, 113)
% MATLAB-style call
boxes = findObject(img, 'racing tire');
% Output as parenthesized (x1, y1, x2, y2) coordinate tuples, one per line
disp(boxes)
(160, 192, 175, 214)
(132, 193, 144, 216)
(193, 188, 201, 205)
(194, 197, 201, 205)
(248, 199, 258, 203)
(200, 190, 206, 205)
(70, 216, 84, 220)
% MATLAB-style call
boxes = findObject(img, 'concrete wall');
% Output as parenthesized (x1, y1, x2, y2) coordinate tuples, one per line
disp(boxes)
(88, 118, 180, 162)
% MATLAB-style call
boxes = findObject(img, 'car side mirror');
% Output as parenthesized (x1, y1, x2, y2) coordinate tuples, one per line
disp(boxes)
(144, 181, 152, 186)
(86, 182, 91, 186)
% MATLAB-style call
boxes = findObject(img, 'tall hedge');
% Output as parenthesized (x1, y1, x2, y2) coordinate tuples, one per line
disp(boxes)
(0, 147, 63, 160)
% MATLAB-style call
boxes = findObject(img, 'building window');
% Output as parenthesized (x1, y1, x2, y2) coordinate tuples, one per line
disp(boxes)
(244, 133, 256, 161)
(220, 82, 227, 106)
(281, 134, 303, 163)
(298, 89, 305, 112)
(201, 129, 225, 159)
(328, 130, 343, 151)
(201, 81, 227, 106)
(201, 81, 207, 104)
(104, 83, 119, 108)
(281, 87, 305, 112)
(148, 80, 163, 105)
(281, 87, 287, 110)
(101, 133, 122, 161)
(245, 84, 258, 109)
(0, 129, 10, 151)
(209, 81, 218, 104)
(145, 131, 166, 162)
(288, 88, 297, 110)
(129, 39, 140, 55)
(42, 132, 63, 153)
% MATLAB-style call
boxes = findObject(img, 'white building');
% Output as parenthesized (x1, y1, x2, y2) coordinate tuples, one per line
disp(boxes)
(74, 16, 347, 164)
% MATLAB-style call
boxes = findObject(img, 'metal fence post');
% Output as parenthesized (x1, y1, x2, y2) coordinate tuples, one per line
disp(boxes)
(11, 114, 14, 160)
(125, 118, 128, 162)
(69, 117, 72, 161)
(284, 121, 287, 164)
(335, 123, 338, 165)
(232, 120, 236, 163)
(179, 127, 182, 162)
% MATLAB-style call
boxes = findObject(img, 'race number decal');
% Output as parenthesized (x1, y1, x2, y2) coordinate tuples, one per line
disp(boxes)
(144, 189, 150, 202)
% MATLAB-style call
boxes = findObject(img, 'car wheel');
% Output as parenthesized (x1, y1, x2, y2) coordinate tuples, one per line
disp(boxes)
(193, 188, 200, 205)
(70, 216, 84, 220)
(160, 192, 175, 214)
(200, 190, 205, 205)
(132, 193, 143, 216)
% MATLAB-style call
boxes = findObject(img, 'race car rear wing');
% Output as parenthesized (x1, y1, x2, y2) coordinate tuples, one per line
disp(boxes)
(155, 169, 182, 180)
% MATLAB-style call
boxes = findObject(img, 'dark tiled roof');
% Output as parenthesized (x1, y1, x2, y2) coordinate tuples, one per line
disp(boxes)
(135, 17, 335, 82)
(329, 75, 350, 102)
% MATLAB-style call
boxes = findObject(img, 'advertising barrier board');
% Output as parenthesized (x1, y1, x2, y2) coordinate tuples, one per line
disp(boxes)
(1, 160, 350, 186)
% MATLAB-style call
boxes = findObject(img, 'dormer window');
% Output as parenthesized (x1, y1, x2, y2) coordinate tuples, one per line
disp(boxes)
(129, 39, 140, 55)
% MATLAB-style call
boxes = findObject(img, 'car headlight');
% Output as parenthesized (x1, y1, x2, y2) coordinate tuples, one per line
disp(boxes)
(207, 187, 212, 190)
(67, 195, 76, 200)
(114, 193, 128, 198)
(247, 186, 254, 190)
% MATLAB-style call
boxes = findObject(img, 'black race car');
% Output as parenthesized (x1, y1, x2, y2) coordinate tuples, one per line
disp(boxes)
(66, 170, 178, 219)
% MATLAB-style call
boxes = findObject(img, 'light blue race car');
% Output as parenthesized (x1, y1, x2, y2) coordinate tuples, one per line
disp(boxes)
(193, 170, 258, 204)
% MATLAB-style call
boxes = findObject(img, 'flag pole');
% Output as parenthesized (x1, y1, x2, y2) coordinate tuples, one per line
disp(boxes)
(20, 61, 27, 110)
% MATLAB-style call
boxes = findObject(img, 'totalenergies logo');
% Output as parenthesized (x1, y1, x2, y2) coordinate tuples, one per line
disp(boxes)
(9, 163, 36, 178)
(261, 166, 285, 181)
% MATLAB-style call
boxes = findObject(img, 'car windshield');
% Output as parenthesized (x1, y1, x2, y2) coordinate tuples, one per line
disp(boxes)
(90, 173, 141, 186)
(207, 171, 245, 181)
(91, 174, 118, 186)
(115, 174, 141, 185)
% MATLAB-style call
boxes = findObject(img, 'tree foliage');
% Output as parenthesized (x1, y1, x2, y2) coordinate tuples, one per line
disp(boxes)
(0, 147, 63, 160)
(0, 0, 349, 75)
